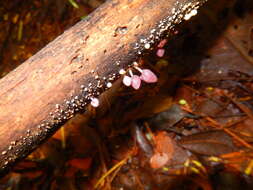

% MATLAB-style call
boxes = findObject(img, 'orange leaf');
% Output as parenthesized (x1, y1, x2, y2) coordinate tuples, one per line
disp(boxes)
(150, 131, 174, 169)
(68, 157, 92, 171)
(150, 152, 169, 169)
(154, 131, 174, 155)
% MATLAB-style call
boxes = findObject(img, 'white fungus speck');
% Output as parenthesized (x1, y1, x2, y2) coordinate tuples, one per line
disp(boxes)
(90, 97, 99, 107)
(119, 69, 126, 75)
(144, 43, 151, 49)
(133, 61, 138, 66)
(106, 82, 112, 88)
(184, 9, 198, 20)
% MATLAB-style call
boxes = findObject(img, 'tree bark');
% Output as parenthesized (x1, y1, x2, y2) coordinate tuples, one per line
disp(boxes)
(0, 0, 207, 174)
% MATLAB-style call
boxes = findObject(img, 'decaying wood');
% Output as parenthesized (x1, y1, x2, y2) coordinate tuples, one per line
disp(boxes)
(0, 0, 207, 174)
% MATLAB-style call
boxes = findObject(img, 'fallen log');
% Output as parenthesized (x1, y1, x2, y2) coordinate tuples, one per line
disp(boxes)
(0, 0, 207, 175)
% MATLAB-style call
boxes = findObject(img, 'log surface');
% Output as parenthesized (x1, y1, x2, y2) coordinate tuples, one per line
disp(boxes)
(0, 0, 207, 174)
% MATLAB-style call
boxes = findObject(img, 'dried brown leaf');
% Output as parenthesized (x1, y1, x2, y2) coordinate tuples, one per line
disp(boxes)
(179, 130, 236, 156)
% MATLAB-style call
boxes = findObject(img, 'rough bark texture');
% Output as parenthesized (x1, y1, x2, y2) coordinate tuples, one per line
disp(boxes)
(0, 0, 207, 174)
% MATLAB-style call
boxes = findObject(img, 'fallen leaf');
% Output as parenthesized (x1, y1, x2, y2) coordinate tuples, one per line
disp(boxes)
(150, 152, 169, 169)
(68, 157, 92, 171)
(150, 132, 174, 168)
(179, 130, 236, 156)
